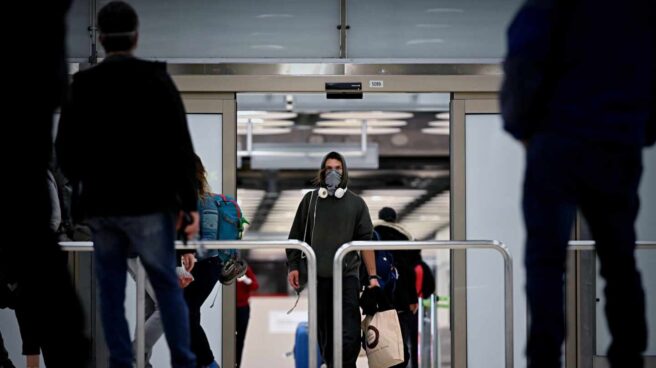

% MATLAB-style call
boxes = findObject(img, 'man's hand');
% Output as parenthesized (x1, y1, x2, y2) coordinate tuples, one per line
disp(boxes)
(181, 253, 196, 272)
(178, 273, 193, 288)
(368, 277, 380, 289)
(288, 270, 300, 290)
(409, 303, 419, 314)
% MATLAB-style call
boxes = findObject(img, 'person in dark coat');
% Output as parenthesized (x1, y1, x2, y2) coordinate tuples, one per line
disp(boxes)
(56, 2, 199, 367)
(502, 0, 655, 367)
(374, 207, 421, 368)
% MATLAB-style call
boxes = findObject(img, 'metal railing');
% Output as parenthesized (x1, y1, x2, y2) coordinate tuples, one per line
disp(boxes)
(567, 240, 656, 364)
(60, 240, 318, 368)
(333, 240, 514, 368)
(417, 294, 441, 368)
(568, 240, 656, 251)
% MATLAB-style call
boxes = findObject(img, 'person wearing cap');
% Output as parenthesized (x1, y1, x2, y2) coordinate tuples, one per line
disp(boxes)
(56, 2, 199, 367)
(286, 151, 378, 368)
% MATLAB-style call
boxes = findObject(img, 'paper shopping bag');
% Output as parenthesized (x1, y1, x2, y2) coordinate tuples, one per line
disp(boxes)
(361, 309, 404, 368)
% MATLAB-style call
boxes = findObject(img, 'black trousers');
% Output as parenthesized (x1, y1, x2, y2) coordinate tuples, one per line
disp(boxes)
(523, 133, 647, 368)
(184, 257, 221, 366)
(408, 311, 418, 368)
(236, 305, 250, 368)
(317, 276, 361, 368)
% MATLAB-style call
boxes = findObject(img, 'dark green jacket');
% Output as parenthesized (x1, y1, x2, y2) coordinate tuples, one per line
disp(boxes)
(287, 189, 373, 278)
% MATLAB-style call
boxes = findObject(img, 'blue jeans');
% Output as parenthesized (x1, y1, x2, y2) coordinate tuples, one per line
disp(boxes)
(89, 212, 196, 368)
(523, 133, 647, 368)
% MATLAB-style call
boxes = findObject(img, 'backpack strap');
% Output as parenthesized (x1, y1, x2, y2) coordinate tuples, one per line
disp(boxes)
(218, 194, 242, 219)
(301, 190, 316, 254)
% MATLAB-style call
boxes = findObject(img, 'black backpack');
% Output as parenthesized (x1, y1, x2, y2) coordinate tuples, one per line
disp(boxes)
(359, 230, 399, 298)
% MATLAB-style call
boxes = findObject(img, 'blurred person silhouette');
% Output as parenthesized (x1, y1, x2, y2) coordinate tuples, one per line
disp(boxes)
(56, 2, 199, 367)
(502, 0, 656, 367)
(3, 1, 89, 367)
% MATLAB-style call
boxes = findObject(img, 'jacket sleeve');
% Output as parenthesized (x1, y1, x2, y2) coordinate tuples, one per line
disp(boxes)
(287, 192, 310, 271)
(159, 66, 198, 213)
(354, 199, 373, 241)
(246, 267, 259, 292)
(400, 260, 418, 307)
(501, 0, 559, 141)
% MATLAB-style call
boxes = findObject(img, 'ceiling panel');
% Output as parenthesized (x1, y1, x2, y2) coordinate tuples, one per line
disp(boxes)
(97, 0, 339, 59)
(72, 0, 520, 61)
(348, 0, 523, 60)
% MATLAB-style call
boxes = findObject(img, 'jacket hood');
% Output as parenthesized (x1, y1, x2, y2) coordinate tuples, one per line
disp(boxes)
(373, 220, 414, 241)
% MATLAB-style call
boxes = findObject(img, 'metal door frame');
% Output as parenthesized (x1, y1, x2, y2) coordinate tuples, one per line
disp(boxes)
(450, 93, 577, 368)
(180, 92, 238, 368)
(450, 93, 503, 368)
(449, 93, 589, 367)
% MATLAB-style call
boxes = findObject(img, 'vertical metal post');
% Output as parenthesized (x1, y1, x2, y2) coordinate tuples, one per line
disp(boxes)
(136, 258, 146, 368)
(246, 119, 253, 155)
(221, 97, 238, 368)
(434, 295, 441, 367)
(306, 248, 318, 368)
(339, 0, 348, 58)
(503, 246, 514, 368)
(449, 98, 468, 368)
(361, 120, 368, 153)
(430, 295, 437, 368)
(88, 0, 98, 64)
(418, 297, 424, 368)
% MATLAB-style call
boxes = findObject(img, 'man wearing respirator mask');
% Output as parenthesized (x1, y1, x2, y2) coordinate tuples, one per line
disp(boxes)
(287, 151, 378, 368)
